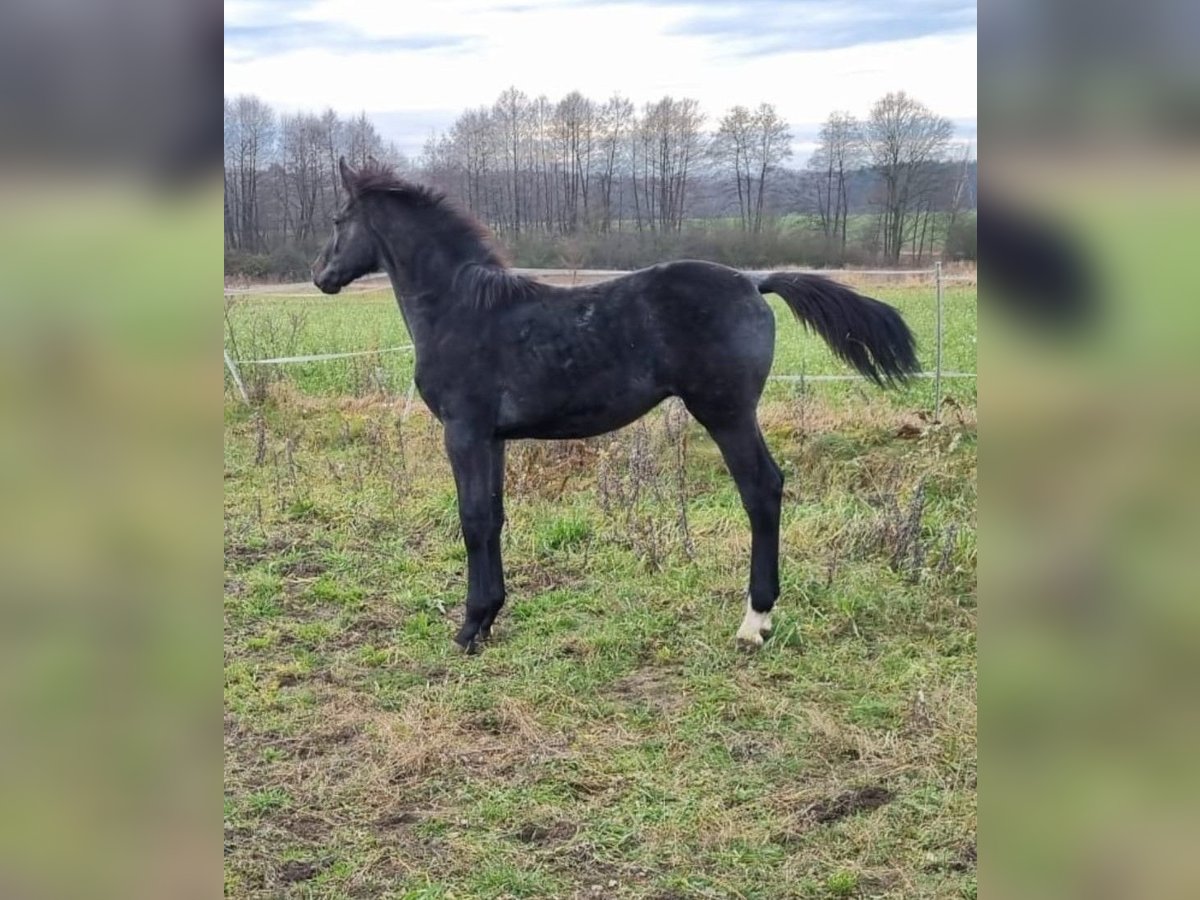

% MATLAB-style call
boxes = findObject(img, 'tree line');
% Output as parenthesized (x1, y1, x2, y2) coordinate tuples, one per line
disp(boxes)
(224, 88, 975, 278)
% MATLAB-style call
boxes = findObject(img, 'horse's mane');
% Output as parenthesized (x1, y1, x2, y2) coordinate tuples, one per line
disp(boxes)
(349, 162, 544, 308)
(453, 263, 545, 309)
(348, 162, 444, 206)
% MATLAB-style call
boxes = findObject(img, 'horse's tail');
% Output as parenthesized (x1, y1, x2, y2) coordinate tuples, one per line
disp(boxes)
(757, 272, 921, 386)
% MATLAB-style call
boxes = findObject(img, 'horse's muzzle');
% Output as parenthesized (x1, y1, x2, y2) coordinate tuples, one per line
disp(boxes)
(312, 267, 342, 295)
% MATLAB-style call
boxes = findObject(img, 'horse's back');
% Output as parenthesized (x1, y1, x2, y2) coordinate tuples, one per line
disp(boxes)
(603, 259, 778, 414)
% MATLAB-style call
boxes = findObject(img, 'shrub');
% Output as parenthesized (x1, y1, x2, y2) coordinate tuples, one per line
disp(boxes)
(944, 214, 977, 261)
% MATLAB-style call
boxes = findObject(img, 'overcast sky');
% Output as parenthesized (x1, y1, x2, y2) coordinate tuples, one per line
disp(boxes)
(224, 0, 976, 163)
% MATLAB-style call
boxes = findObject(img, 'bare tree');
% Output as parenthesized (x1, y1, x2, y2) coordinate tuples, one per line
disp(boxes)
(319, 109, 344, 210)
(864, 92, 953, 264)
(281, 113, 325, 244)
(942, 141, 974, 259)
(451, 108, 492, 215)
(714, 105, 754, 230)
(715, 103, 791, 233)
(635, 97, 704, 232)
(223, 98, 238, 249)
(224, 90, 973, 276)
(596, 95, 633, 233)
(748, 104, 791, 233)
(807, 111, 863, 255)
(554, 91, 596, 232)
(530, 95, 556, 232)
(492, 87, 529, 235)
(344, 111, 384, 167)
(227, 95, 277, 253)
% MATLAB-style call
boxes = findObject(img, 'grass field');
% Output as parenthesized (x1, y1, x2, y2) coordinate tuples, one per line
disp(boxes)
(224, 280, 976, 898)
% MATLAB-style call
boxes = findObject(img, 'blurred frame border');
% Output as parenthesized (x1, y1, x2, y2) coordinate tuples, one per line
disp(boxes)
(983, 0, 1200, 896)
(0, 1, 220, 898)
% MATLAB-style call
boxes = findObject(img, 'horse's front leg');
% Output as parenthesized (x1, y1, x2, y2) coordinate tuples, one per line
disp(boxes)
(477, 440, 507, 642)
(444, 426, 504, 653)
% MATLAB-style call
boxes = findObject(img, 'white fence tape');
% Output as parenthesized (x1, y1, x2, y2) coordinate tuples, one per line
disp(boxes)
(768, 372, 975, 382)
(233, 345, 413, 365)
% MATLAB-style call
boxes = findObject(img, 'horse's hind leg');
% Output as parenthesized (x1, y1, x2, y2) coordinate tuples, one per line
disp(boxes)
(689, 409, 784, 648)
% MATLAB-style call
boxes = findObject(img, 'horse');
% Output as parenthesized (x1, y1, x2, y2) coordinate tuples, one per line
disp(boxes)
(313, 158, 920, 653)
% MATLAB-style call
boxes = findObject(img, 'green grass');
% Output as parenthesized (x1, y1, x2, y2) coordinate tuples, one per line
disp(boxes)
(224, 295, 976, 900)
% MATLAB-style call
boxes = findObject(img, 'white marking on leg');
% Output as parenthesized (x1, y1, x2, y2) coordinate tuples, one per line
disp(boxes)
(736, 595, 771, 646)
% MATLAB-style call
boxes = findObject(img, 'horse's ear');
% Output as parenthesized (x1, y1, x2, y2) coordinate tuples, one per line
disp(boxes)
(338, 156, 356, 196)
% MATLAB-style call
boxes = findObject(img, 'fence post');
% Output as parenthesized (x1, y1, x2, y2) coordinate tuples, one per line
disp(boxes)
(224, 347, 250, 405)
(933, 261, 944, 422)
(402, 376, 417, 422)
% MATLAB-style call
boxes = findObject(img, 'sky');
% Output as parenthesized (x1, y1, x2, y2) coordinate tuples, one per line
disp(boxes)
(224, 0, 977, 163)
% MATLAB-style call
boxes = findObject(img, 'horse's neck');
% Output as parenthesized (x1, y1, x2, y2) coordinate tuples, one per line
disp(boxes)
(371, 209, 495, 349)
(379, 242, 474, 351)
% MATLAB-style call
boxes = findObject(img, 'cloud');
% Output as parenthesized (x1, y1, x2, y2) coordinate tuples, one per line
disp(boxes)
(572, 0, 976, 54)
(224, 22, 473, 60)
(224, 0, 976, 153)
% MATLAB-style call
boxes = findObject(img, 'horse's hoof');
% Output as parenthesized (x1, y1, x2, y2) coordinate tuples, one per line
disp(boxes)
(453, 636, 481, 655)
(736, 633, 765, 651)
(453, 624, 482, 654)
(736, 600, 772, 649)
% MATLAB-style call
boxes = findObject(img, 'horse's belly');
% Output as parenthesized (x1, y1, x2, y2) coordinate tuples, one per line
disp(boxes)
(496, 380, 668, 440)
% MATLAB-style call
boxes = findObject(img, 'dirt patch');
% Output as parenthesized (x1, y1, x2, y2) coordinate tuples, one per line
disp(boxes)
(513, 820, 579, 845)
(922, 838, 976, 874)
(311, 723, 360, 747)
(279, 859, 327, 883)
(950, 840, 976, 872)
(285, 815, 332, 842)
(376, 810, 424, 828)
(506, 560, 589, 595)
(547, 842, 629, 893)
(275, 556, 327, 579)
(224, 824, 250, 854)
(804, 785, 895, 825)
(609, 668, 687, 716)
(226, 535, 295, 568)
(330, 615, 396, 650)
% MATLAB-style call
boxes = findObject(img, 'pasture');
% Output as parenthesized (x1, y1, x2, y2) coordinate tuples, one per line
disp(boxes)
(224, 277, 977, 898)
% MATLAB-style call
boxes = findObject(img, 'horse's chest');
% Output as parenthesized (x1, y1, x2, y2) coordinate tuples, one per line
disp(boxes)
(412, 365, 450, 419)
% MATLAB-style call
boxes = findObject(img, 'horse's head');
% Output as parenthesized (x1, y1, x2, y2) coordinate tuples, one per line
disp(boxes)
(312, 157, 382, 294)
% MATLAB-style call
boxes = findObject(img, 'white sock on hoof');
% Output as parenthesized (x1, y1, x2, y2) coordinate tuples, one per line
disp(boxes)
(736, 596, 772, 646)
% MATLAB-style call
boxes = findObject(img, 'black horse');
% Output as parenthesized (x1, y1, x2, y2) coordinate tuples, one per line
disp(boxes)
(313, 159, 920, 652)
